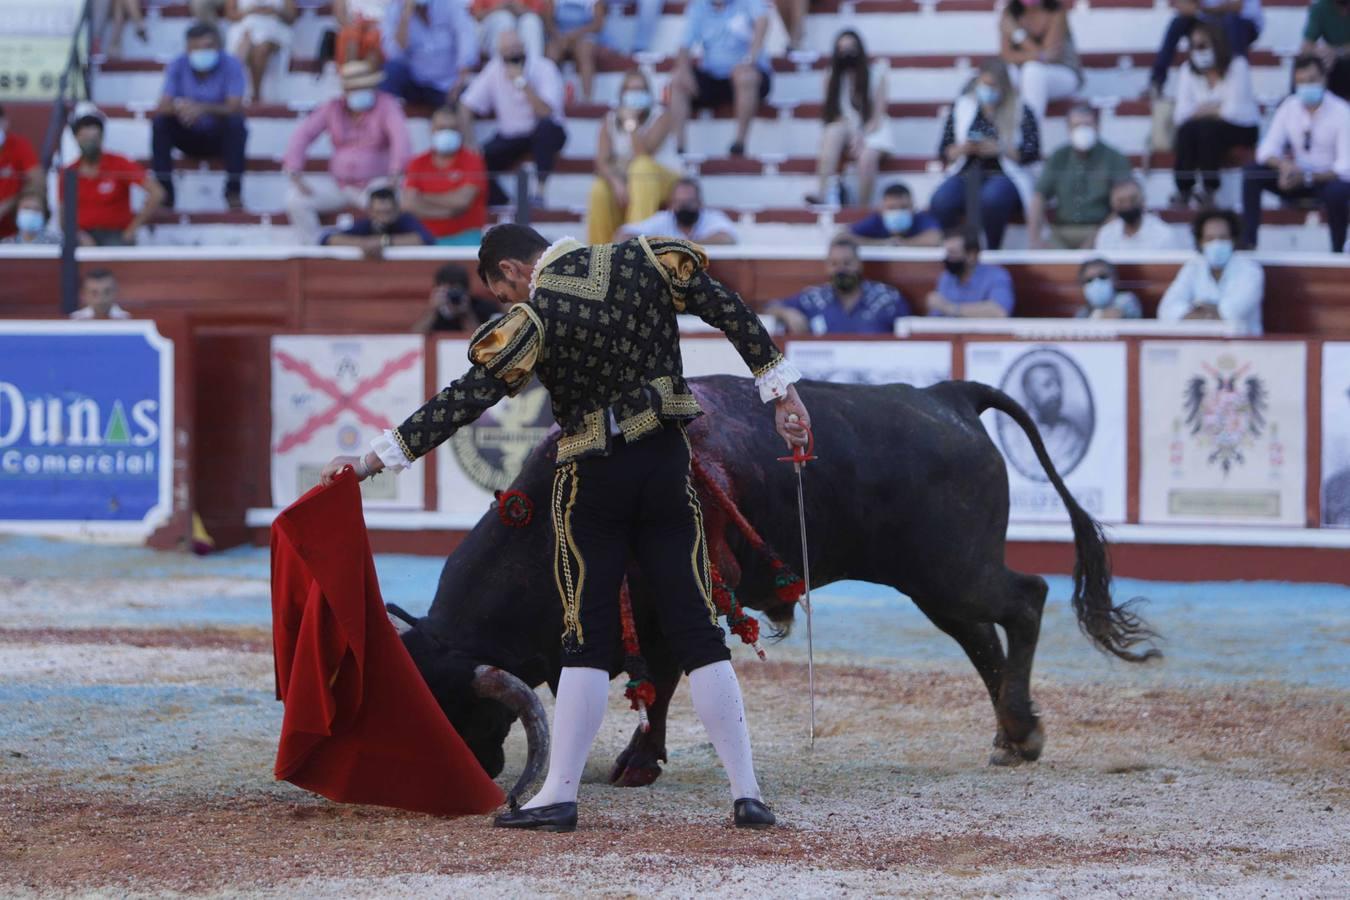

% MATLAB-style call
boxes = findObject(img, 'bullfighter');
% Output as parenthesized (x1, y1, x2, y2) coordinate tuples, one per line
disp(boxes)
(321, 223, 811, 831)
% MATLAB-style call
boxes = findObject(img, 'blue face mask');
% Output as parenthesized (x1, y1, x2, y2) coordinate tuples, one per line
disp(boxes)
(346, 89, 376, 112)
(882, 208, 913, 234)
(621, 90, 653, 111)
(975, 83, 1001, 106)
(16, 208, 44, 234)
(1203, 238, 1234, 269)
(431, 129, 462, 155)
(1297, 83, 1326, 108)
(1083, 276, 1115, 309)
(188, 48, 219, 72)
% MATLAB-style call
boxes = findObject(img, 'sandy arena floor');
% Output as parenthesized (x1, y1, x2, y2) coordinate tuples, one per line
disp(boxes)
(0, 536, 1347, 898)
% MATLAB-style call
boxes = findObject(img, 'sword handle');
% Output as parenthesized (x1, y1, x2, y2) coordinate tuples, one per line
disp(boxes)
(777, 422, 816, 466)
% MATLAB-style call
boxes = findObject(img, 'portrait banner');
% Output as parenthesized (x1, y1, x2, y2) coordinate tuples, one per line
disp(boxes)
(271, 335, 425, 509)
(1140, 341, 1306, 526)
(1320, 342, 1350, 527)
(786, 340, 953, 387)
(964, 341, 1127, 523)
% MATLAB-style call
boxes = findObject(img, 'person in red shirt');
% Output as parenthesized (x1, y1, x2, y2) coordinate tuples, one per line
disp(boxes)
(402, 104, 487, 245)
(60, 114, 166, 246)
(0, 105, 43, 240)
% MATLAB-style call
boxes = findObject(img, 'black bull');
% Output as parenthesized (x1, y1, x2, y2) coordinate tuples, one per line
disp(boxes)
(393, 376, 1159, 799)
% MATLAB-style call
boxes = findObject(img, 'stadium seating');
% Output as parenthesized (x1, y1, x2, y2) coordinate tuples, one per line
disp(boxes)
(68, 0, 1324, 249)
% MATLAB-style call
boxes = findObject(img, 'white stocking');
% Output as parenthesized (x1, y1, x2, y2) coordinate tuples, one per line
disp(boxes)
(688, 659, 762, 802)
(522, 665, 609, 808)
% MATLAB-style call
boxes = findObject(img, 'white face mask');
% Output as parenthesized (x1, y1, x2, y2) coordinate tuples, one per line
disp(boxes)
(432, 129, 462, 155)
(1069, 124, 1097, 152)
(1190, 47, 1216, 70)
(346, 89, 376, 112)
(620, 89, 653, 111)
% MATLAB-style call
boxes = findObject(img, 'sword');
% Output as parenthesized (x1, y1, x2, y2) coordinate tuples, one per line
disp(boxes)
(779, 415, 817, 747)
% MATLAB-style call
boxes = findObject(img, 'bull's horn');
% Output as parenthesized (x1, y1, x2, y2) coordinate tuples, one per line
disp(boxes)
(471, 665, 550, 808)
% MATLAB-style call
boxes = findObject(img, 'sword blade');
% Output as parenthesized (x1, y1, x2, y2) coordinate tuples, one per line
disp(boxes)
(794, 461, 815, 747)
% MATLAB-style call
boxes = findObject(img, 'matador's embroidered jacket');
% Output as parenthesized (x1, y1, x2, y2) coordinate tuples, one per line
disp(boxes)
(373, 236, 800, 468)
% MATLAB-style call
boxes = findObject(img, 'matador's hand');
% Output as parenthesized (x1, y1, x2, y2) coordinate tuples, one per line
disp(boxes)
(775, 385, 811, 449)
(320, 455, 362, 486)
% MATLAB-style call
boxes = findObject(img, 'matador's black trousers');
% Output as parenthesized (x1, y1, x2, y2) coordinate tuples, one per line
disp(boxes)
(551, 423, 731, 673)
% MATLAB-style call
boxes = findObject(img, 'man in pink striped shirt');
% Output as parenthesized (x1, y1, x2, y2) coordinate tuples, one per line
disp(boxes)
(283, 61, 412, 243)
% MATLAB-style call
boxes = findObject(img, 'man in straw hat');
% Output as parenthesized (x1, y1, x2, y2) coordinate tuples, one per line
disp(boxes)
(283, 60, 411, 243)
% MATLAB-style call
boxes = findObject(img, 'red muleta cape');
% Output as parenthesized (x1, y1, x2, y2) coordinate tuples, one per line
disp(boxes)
(270, 468, 505, 815)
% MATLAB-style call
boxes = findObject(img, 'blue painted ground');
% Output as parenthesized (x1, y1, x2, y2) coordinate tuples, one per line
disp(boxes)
(2, 534, 1346, 689)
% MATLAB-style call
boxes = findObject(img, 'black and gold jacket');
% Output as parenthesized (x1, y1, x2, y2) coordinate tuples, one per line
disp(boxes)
(387, 236, 786, 466)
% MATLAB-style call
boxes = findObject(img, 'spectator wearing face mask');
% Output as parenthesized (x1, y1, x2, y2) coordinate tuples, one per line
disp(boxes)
(321, 186, 433, 256)
(1158, 208, 1263, 334)
(807, 29, 895, 207)
(1303, 0, 1350, 101)
(381, 0, 479, 106)
(414, 262, 504, 332)
(1150, 0, 1263, 95)
(617, 177, 738, 244)
(1241, 54, 1350, 253)
(283, 61, 411, 244)
(926, 231, 1014, 318)
(403, 104, 487, 245)
(0, 105, 41, 240)
(546, 0, 606, 103)
(1095, 178, 1189, 251)
(61, 114, 167, 247)
(1075, 258, 1142, 320)
(1026, 103, 1131, 250)
(848, 182, 942, 246)
(152, 23, 248, 210)
(767, 236, 910, 335)
(1, 192, 59, 245)
(1171, 21, 1259, 206)
(588, 69, 676, 243)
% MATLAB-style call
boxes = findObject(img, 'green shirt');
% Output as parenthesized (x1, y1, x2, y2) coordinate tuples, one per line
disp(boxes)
(1034, 141, 1132, 226)
(1305, 0, 1350, 48)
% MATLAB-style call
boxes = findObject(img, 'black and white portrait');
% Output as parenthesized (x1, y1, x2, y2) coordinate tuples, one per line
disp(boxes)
(996, 348, 1095, 482)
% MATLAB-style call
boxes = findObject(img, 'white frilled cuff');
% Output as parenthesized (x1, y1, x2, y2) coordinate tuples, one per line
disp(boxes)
(371, 429, 414, 473)
(754, 357, 803, 403)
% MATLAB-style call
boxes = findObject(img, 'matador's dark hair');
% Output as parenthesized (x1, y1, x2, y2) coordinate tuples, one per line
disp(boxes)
(477, 223, 550, 284)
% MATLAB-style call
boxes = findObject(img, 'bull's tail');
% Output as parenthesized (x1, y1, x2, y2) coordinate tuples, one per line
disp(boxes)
(963, 382, 1161, 663)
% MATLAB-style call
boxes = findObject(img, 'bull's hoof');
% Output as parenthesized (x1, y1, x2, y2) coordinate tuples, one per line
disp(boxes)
(607, 742, 667, 787)
(988, 722, 1045, 767)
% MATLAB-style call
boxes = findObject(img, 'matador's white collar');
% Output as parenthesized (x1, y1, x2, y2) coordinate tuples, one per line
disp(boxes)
(529, 235, 585, 300)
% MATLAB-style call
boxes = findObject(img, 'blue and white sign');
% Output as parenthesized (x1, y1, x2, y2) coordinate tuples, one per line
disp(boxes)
(0, 322, 174, 539)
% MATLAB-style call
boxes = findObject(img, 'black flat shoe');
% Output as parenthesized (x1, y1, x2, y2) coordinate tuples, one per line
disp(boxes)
(492, 801, 577, 832)
(733, 798, 775, 828)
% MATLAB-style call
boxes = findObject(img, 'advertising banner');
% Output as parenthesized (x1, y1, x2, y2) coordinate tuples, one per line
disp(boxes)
(964, 341, 1127, 523)
(785, 340, 953, 386)
(271, 335, 425, 509)
(1140, 341, 1306, 525)
(0, 0, 83, 101)
(1321, 342, 1350, 527)
(0, 321, 173, 539)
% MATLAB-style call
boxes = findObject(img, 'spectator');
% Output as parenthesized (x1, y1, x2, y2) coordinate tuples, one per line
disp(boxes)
(414, 263, 504, 332)
(61, 114, 166, 247)
(587, 69, 677, 243)
(668, 0, 772, 157)
(547, 0, 606, 102)
(1171, 21, 1259, 206)
(381, 0, 478, 106)
(999, 0, 1083, 121)
(1150, 0, 1263, 95)
(930, 59, 1040, 251)
(403, 105, 488, 245)
(1304, 0, 1350, 101)
(1075, 258, 1142, 319)
(459, 29, 567, 207)
(284, 61, 411, 243)
(334, 0, 389, 67)
(103, 0, 149, 57)
(807, 29, 895, 207)
(848, 182, 942, 246)
(70, 269, 132, 320)
(767, 236, 911, 335)
(1242, 55, 1350, 253)
(473, 0, 547, 60)
(617, 177, 738, 243)
(1158, 208, 1263, 334)
(1, 192, 60, 245)
(600, 0, 662, 54)
(926, 231, 1014, 318)
(321, 186, 433, 255)
(1094, 178, 1189, 251)
(225, 0, 298, 102)
(153, 23, 248, 210)
(1026, 104, 1131, 250)
(0, 105, 42, 240)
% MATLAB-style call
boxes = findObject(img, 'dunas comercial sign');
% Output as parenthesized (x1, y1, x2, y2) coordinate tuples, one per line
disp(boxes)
(0, 322, 173, 538)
